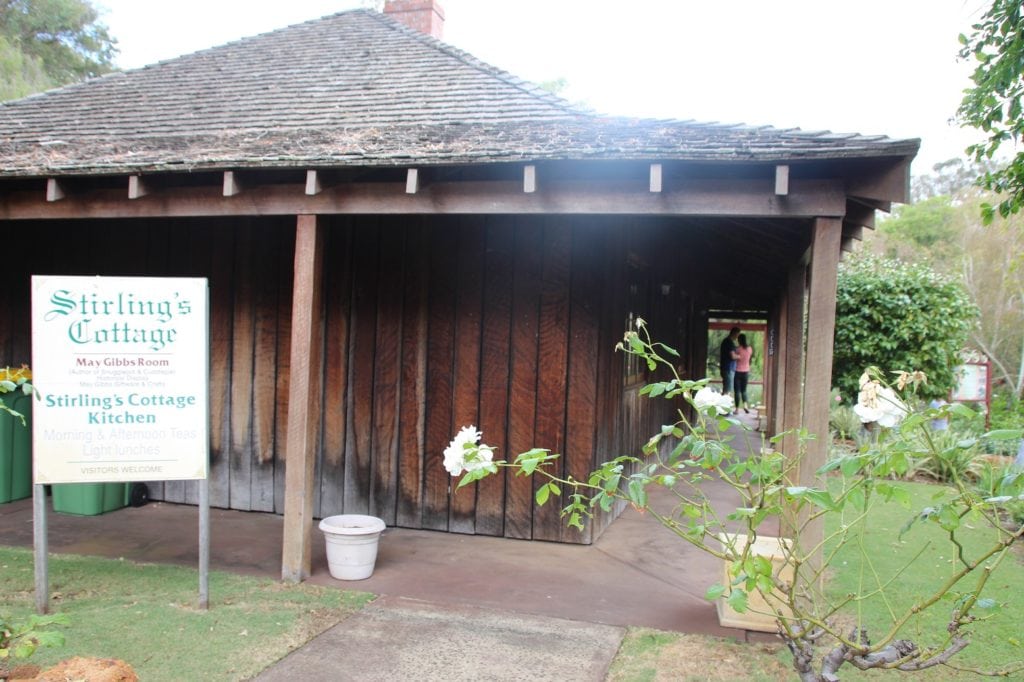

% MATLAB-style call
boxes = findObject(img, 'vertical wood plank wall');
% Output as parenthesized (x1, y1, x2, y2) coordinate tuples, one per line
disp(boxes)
(3, 214, 690, 544)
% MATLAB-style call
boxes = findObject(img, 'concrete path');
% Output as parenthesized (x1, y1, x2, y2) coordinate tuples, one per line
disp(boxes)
(253, 595, 625, 682)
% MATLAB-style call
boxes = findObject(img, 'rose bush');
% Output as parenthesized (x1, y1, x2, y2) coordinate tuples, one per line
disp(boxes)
(0, 364, 34, 425)
(447, 320, 1024, 681)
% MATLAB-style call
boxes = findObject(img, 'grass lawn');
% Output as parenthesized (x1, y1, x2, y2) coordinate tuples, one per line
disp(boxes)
(0, 547, 373, 681)
(607, 479, 1024, 681)
(822, 479, 1024, 679)
(607, 628, 791, 681)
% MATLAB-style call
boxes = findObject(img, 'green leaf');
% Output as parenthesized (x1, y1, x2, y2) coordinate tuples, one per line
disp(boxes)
(984, 429, 1023, 441)
(727, 588, 749, 613)
(976, 597, 999, 611)
(535, 483, 551, 506)
(876, 482, 911, 508)
(456, 464, 498, 489)
(705, 584, 727, 601)
(847, 485, 866, 512)
(817, 458, 843, 474)
(752, 555, 773, 576)
(786, 487, 837, 512)
(656, 342, 680, 357)
(840, 456, 864, 477)
(627, 478, 648, 508)
(13, 641, 35, 659)
(937, 504, 961, 531)
(31, 631, 65, 648)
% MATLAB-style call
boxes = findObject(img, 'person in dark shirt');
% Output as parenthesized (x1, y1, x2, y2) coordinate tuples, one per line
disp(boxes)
(719, 326, 740, 402)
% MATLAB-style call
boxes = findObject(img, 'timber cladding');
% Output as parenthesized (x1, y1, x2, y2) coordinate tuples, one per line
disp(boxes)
(2, 214, 686, 544)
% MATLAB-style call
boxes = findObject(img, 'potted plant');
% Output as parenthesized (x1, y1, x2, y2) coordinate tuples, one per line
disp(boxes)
(1, 365, 34, 503)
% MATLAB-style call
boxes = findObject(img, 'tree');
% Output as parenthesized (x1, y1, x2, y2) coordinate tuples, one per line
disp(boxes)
(832, 254, 977, 402)
(871, 165, 1024, 403)
(959, 204, 1024, 401)
(0, 0, 116, 101)
(877, 195, 958, 260)
(957, 0, 1024, 222)
(910, 157, 995, 203)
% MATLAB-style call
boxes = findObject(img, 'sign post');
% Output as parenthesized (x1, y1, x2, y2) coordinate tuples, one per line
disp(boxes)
(952, 351, 992, 429)
(31, 275, 210, 612)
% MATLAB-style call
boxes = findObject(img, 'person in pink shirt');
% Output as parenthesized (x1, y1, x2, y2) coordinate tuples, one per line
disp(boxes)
(734, 333, 754, 414)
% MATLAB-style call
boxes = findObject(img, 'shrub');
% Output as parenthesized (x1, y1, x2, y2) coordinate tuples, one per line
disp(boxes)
(987, 391, 1024, 456)
(973, 459, 1024, 526)
(915, 428, 983, 484)
(829, 403, 863, 443)
(833, 254, 976, 402)
(0, 612, 68, 675)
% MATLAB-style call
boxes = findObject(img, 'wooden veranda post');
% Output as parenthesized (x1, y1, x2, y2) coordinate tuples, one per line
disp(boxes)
(797, 217, 842, 562)
(768, 300, 786, 437)
(778, 264, 807, 468)
(282, 215, 325, 582)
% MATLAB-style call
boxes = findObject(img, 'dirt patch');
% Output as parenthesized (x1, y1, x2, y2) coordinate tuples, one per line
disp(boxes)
(33, 657, 137, 682)
(4, 663, 41, 679)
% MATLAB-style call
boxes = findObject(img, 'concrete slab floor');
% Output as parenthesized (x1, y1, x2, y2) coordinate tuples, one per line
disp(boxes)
(0, 412, 775, 642)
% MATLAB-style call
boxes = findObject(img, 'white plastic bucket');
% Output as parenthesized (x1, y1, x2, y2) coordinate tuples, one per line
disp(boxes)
(319, 514, 386, 580)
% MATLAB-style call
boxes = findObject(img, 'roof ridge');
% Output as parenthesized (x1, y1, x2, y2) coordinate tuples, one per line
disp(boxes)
(364, 8, 589, 119)
(131, 8, 369, 71)
(0, 8, 374, 108)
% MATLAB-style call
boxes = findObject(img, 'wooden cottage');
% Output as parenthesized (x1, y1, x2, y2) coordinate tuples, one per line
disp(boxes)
(0, 2, 917, 580)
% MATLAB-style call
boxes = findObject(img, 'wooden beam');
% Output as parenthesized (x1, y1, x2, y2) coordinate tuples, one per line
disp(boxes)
(128, 175, 148, 200)
(649, 163, 662, 193)
(222, 171, 242, 197)
(842, 223, 864, 243)
(45, 178, 64, 202)
(523, 165, 537, 193)
(281, 214, 325, 583)
(798, 217, 843, 566)
(405, 168, 419, 195)
(845, 199, 876, 230)
(0, 178, 848, 220)
(775, 165, 789, 196)
(304, 170, 322, 196)
(848, 157, 912, 205)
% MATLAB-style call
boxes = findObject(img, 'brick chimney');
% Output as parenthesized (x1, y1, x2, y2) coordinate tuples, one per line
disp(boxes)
(383, 0, 445, 40)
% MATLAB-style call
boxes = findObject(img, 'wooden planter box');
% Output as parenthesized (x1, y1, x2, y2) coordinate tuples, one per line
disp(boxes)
(716, 533, 794, 632)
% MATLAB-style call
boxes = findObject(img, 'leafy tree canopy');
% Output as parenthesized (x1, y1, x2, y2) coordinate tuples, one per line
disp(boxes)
(957, 0, 1024, 222)
(878, 195, 957, 252)
(833, 254, 977, 402)
(0, 0, 116, 101)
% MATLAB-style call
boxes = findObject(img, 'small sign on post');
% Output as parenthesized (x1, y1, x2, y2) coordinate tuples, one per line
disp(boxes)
(31, 275, 210, 611)
(951, 350, 991, 428)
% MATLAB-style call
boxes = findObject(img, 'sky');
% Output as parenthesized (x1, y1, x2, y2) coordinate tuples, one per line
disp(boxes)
(95, 0, 991, 177)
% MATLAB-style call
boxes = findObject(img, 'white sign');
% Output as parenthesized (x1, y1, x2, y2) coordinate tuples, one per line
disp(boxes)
(952, 362, 989, 403)
(31, 276, 209, 483)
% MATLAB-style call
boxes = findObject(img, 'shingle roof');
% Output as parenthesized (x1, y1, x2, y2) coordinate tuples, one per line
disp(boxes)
(0, 8, 919, 177)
